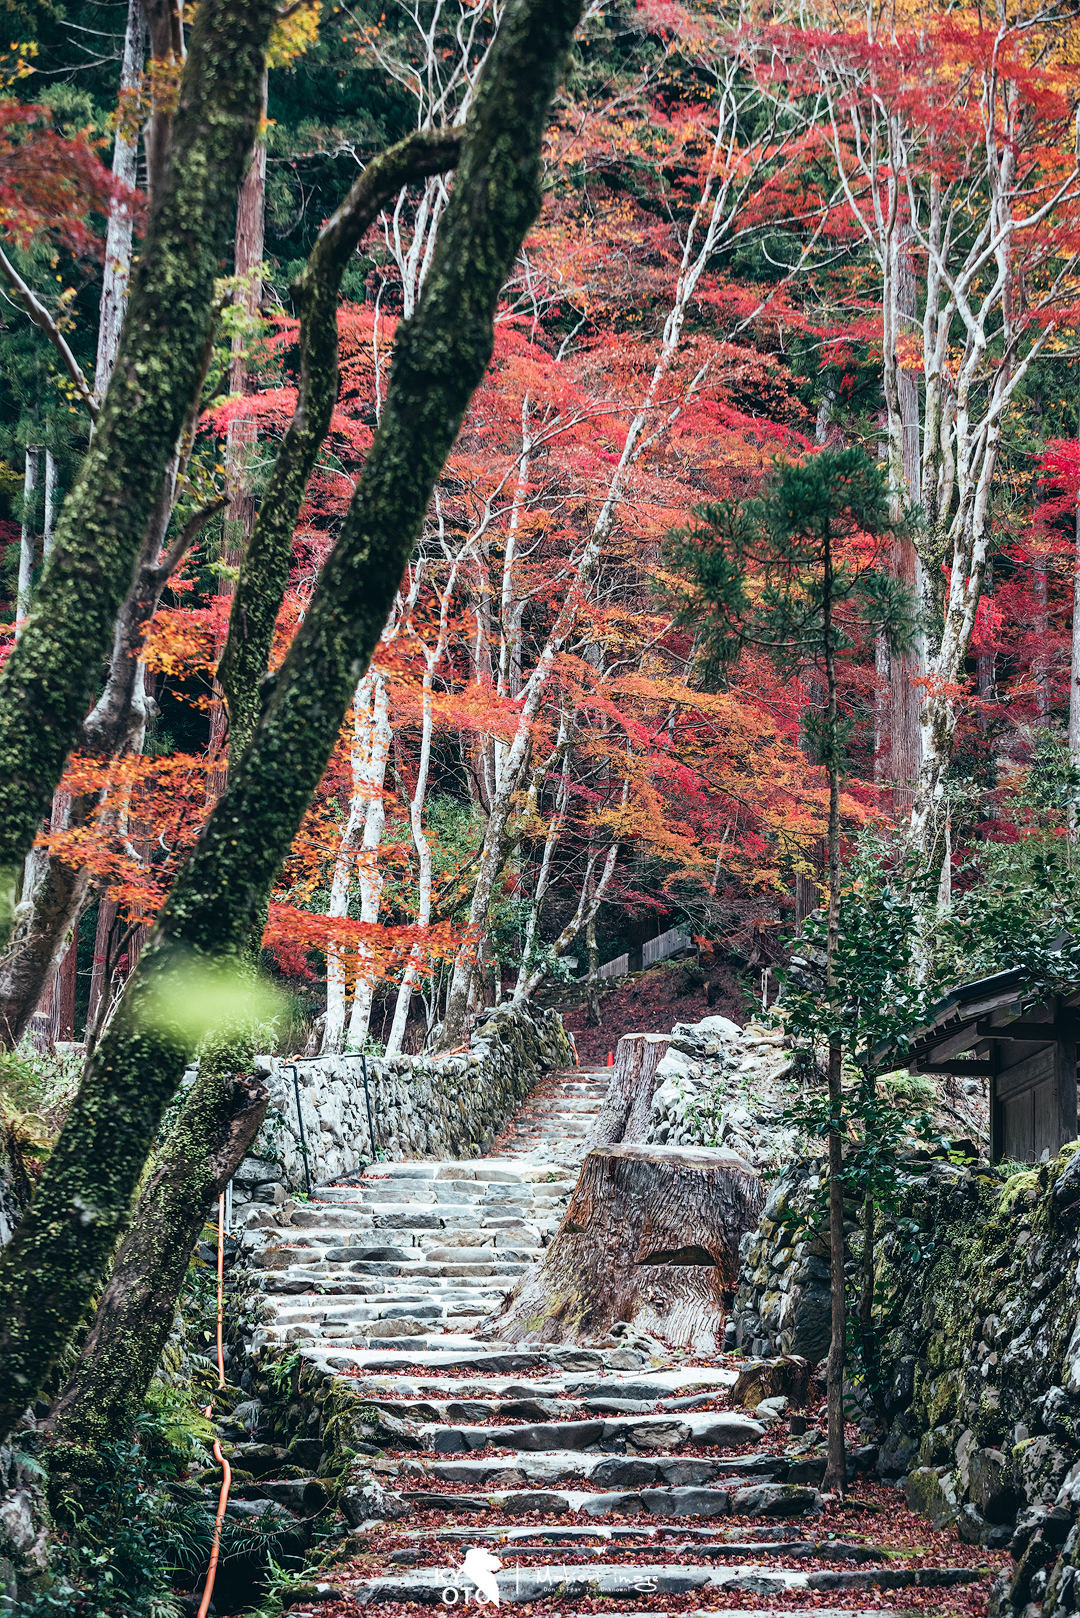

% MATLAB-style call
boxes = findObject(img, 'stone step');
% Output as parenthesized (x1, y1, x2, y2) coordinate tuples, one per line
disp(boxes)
(408, 1523, 814, 1545)
(263, 1260, 527, 1283)
(287, 1209, 373, 1228)
(412, 1449, 791, 1490)
(341, 1562, 987, 1605)
(313, 1348, 562, 1372)
(411, 1411, 764, 1454)
(362, 1392, 719, 1423)
(315, 1367, 737, 1400)
(358, 1203, 546, 1221)
(264, 1284, 510, 1313)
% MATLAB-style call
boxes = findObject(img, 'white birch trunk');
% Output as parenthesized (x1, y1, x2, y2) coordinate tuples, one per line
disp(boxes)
(42, 449, 59, 565)
(322, 672, 376, 1055)
(16, 446, 39, 633)
(345, 675, 393, 1050)
(95, 0, 144, 404)
(385, 531, 478, 1054)
(513, 717, 571, 995)
(384, 667, 435, 1055)
(513, 803, 625, 1005)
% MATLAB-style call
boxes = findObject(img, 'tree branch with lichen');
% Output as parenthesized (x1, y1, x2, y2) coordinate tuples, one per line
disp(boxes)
(218, 124, 462, 755)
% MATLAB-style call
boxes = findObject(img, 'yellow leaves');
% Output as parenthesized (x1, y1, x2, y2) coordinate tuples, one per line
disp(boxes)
(268, 1, 321, 69)
(0, 41, 36, 88)
(146, 53, 183, 121)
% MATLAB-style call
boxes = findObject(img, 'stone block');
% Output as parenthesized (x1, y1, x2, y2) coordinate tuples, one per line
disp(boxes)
(495, 1491, 570, 1516)
(730, 1483, 822, 1516)
(624, 1420, 691, 1452)
(657, 1458, 720, 1486)
(1015, 1435, 1070, 1506)
(969, 1447, 1021, 1523)
(639, 1486, 731, 1517)
(591, 1457, 661, 1488)
(551, 1348, 604, 1372)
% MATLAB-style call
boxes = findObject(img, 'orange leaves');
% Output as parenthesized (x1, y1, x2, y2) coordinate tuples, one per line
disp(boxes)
(263, 904, 458, 984)
(142, 604, 224, 682)
(42, 750, 215, 921)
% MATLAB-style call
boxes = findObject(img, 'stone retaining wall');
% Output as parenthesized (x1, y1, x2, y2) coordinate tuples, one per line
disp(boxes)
(644, 1015, 798, 1175)
(242, 1001, 572, 1196)
(730, 1139, 1080, 1617)
(731, 1158, 834, 1365)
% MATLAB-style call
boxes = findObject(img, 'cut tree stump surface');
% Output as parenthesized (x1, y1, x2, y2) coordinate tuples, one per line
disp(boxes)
(485, 1142, 764, 1350)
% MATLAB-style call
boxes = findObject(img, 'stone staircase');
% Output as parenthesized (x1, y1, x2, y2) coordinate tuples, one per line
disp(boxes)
(226, 1059, 1000, 1615)
(239, 1064, 608, 1356)
(490, 1064, 609, 1160)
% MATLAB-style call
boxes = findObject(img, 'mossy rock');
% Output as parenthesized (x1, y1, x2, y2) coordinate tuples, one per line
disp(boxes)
(904, 1465, 959, 1528)
(280, 1580, 345, 1607)
(998, 1171, 1040, 1213)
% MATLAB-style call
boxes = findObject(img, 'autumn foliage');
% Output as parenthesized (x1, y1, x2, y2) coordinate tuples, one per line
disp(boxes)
(5, 0, 1080, 1044)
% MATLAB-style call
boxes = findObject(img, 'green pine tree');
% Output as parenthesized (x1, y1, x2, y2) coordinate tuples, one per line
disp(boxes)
(666, 445, 915, 1493)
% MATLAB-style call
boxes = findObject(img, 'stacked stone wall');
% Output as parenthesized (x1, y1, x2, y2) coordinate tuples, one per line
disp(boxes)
(644, 1015, 799, 1174)
(731, 1140, 1080, 1616)
(241, 1001, 572, 1197)
(732, 1158, 834, 1365)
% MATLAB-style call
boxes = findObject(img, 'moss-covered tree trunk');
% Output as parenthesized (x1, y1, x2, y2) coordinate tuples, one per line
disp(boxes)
(32, 132, 465, 1452)
(48, 1053, 267, 1463)
(0, 0, 582, 1444)
(0, 0, 278, 930)
(821, 517, 848, 1497)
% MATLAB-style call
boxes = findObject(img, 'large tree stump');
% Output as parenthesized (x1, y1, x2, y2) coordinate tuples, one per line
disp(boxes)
(484, 1142, 764, 1351)
(587, 1033, 670, 1147)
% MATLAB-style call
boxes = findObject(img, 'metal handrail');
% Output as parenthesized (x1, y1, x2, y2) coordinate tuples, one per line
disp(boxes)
(361, 1053, 377, 1160)
(285, 1062, 313, 1196)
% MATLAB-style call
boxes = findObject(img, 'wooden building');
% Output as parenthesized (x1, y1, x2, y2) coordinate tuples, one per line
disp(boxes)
(907, 967, 1078, 1164)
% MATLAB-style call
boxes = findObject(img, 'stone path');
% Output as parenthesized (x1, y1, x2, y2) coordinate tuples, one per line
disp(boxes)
(240, 1064, 607, 1356)
(228, 1060, 1000, 1615)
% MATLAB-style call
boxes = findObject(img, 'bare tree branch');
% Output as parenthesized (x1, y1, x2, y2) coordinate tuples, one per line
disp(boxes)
(0, 246, 99, 419)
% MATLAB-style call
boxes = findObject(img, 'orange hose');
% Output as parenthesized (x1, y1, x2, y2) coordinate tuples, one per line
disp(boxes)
(215, 1189, 226, 1387)
(196, 1192, 231, 1618)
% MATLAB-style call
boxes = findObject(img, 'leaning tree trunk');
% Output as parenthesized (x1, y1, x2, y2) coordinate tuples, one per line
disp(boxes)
(0, 0, 584, 1444)
(48, 1053, 267, 1469)
(587, 1033, 670, 1146)
(0, 0, 280, 908)
(484, 1142, 763, 1351)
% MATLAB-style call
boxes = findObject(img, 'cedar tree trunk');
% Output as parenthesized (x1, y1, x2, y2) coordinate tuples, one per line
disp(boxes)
(822, 515, 847, 1496)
